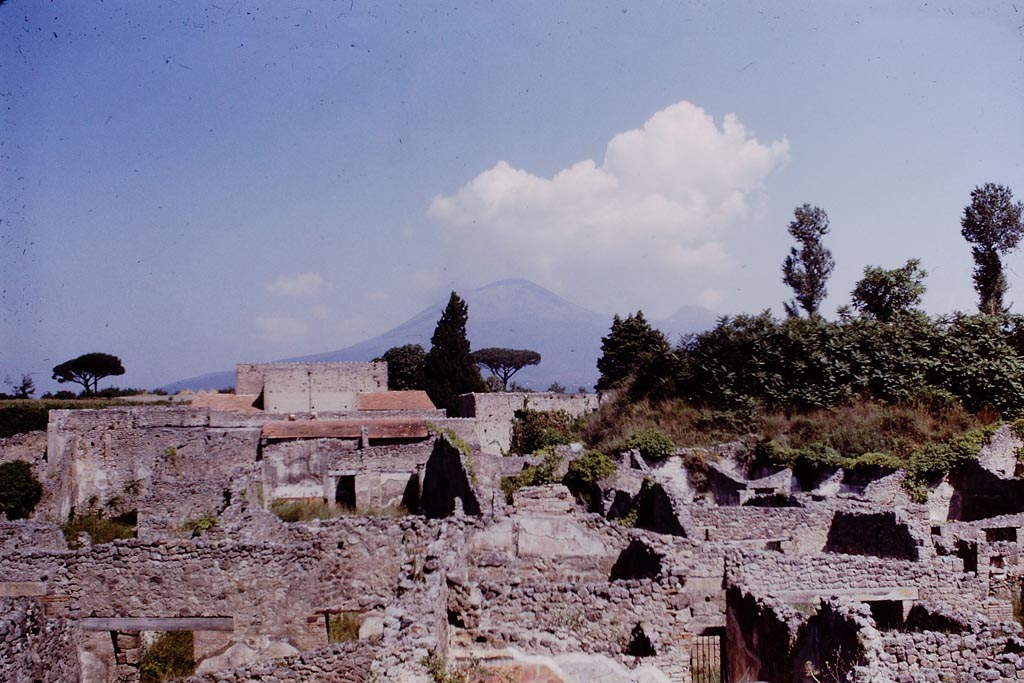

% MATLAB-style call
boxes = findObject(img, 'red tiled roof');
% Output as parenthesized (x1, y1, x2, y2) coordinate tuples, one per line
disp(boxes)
(261, 418, 429, 440)
(191, 393, 261, 413)
(357, 391, 436, 411)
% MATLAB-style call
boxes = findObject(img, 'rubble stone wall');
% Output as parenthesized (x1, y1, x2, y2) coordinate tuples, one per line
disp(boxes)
(688, 506, 834, 555)
(728, 551, 987, 614)
(0, 597, 80, 683)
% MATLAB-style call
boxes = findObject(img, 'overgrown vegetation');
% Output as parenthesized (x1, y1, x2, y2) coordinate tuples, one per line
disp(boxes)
(0, 460, 43, 520)
(61, 509, 137, 548)
(510, 409, 585, 454)
(422, 649, 481, 683)
(563, 448, 618, 510)
(500, 448, 563, 503)
(139, 631, 195, 683)
(623, 428, 675, 458)
(178, 515, 217, 537)
(326, 611, 361, 643)
(271, 499, 342, 522)
(0, 398, 141, 438)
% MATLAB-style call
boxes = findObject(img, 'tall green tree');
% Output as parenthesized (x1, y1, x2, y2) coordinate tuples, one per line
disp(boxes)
(424, 292, 485, 414)
(850, 259, 927, 322)
(375, 344, 427, 390)
(51, 352, 125, 396)
(961, 183, 1024, 315)
(471, 347, 541, 391)
(782, 204, 834, 317)
(596, 311, 671, 392)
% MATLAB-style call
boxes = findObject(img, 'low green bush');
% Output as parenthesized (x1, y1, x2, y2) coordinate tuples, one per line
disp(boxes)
(510, 409, 583, 454)
(624, 428, 675, 459)
(61, 510, 136, 548)
(0, 460, 43, 520)
(500, 449, 563, 503)
(139, 631, 195, 683)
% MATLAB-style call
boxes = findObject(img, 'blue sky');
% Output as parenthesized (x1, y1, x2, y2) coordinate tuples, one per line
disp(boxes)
(2, 1, 1023, 393)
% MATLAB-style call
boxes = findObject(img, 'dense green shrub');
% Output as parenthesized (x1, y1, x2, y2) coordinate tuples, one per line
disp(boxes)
(139, 631, 195, 683)
(61, 510, 137, 547)
(510, 409, 581, 454)
(0, 460, 43, 519)
(676, 311, 1024, 417)
(500, 449, 563, 503)
(624, 429, 675, 459)
(564, 450, 617, 487)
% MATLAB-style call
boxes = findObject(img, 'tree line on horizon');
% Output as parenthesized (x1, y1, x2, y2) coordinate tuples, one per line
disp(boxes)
(596, 182, 1024, 417)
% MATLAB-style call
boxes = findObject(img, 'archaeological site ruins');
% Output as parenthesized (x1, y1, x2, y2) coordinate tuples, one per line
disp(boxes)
(4, 361, 1024, 682)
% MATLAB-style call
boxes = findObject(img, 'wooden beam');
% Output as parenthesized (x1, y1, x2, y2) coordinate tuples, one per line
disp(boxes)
(80, 617, 234, 632)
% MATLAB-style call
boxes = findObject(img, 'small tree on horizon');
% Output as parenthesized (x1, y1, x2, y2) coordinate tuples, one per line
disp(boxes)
(51, 353, 125, 396)
(424, 292, 485, 415)
(471, 347, 541, 391)
(375, 344, 427, 390)
(850, 259, 927, 322)
(961, 183, 1024, 315)
(782, 203, 834, 318)
(596, 311, 672, 392)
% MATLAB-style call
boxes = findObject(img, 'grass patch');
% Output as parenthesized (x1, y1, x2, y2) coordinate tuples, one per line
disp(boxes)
(270, 498, 405, 522)
(61, 510, 136, 548)
(139, 631, 195, 683)
(271, 499, 342, 522)
(327, 611, 361, 643)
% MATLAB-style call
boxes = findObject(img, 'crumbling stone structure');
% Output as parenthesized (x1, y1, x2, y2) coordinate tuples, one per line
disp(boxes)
(8, 378, 1024, 681)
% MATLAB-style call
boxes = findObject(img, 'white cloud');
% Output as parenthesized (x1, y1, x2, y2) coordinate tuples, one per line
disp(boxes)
(428, 101, 789, 315)
(266, 272, 328, 297)
(255, 315, 309, 344)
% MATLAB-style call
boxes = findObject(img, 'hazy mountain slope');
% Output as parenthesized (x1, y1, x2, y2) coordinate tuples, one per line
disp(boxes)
(161, 279, 716, 393)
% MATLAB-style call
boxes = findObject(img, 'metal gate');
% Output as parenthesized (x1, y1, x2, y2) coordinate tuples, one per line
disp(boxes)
(690, 629, 725, 683)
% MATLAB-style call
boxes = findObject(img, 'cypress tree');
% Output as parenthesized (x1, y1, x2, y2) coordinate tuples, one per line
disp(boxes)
(424, 292, 485, 415)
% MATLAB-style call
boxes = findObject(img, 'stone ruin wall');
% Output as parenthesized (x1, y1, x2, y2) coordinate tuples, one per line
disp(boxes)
(878, 603, 1024, 681)
(235, 362, 387, 413)
(457, 391, 601, 454)
(685, 505, 834, 555)
(727, 549, 988, 615)
(45, 407, 265, 525)
(0, 516, 436, 681)
(0, 597, 81, 683)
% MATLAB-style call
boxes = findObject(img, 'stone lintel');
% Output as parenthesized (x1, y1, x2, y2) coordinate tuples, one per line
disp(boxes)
(771, 587, 919, 603)
(0, 582, 46, 597)
(81, 617, 235, 632)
